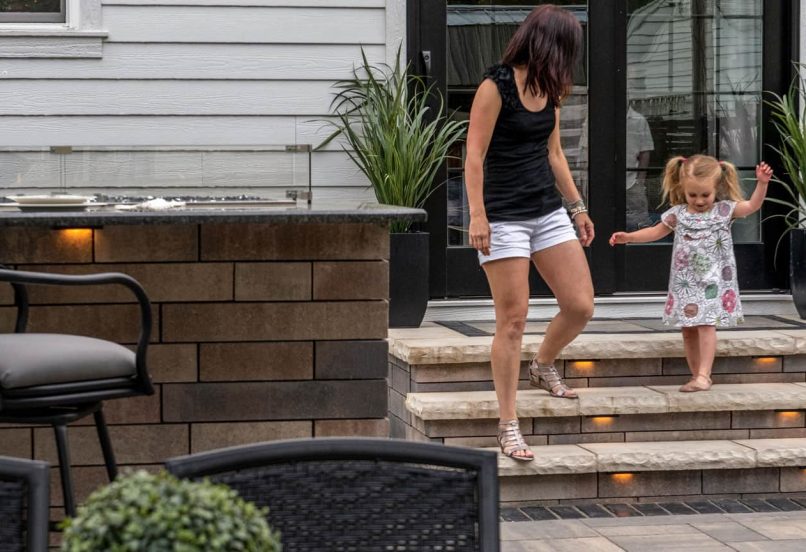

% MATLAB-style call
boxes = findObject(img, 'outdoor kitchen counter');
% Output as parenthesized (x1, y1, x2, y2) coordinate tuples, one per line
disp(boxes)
(0, 201, 423, 507)
(0, 200, 426, 226)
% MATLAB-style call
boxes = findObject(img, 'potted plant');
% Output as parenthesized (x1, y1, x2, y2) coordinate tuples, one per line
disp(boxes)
(321, 48, 467, 327)
(766, 66, 806, 318)
(61, 470, 281, 551)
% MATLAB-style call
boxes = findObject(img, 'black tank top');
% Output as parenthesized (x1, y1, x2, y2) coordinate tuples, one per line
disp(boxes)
(482, 64, 562, 222)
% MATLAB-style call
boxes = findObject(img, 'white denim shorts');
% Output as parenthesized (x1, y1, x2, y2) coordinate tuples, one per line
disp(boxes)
(478, 207, 578, 265)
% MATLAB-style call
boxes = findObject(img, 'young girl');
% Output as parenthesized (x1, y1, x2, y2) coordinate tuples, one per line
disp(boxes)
(609, 155, 773, 392)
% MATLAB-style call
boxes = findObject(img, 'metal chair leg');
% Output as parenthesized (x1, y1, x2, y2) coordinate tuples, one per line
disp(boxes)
(53, 424, 76, 517)
(94, 408, 118, 482)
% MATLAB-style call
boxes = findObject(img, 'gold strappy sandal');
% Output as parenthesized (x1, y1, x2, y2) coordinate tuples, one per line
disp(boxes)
(497, 420, 534, 462)
(529, 360, 578, 399)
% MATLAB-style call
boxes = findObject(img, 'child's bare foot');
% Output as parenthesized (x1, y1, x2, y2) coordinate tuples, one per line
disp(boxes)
(679, 375, 712, 392)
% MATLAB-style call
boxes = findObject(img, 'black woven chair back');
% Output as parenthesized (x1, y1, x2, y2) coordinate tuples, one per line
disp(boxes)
(0, 456, 49, 552)
(0, 478, 26, 551)
(166, 438, 500, 552)
(217, 459, 479, 551)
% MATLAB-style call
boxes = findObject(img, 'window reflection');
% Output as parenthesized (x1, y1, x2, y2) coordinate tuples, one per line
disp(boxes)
(446, 1, 588, 246)
(626, 0, 762, 241)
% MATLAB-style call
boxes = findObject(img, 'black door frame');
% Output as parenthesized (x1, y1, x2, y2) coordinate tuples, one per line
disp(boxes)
(409, 0, 798, 299)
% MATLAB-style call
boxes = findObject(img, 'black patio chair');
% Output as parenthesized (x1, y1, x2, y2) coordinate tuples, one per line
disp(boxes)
(0, 266, 153, 518)
(165, 437, 500, 552)
(0, 455, 50, 552)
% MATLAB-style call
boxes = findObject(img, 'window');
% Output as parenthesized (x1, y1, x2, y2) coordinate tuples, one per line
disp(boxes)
(0, 0, 65, 23)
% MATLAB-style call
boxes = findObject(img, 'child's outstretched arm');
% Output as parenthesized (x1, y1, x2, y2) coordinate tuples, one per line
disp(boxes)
(609, 222, 672, 246)
(734, 162, 773, 218)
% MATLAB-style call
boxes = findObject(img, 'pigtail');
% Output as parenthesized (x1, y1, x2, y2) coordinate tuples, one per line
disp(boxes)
(717, 160, 744, 201)
(660, 156, 687, 206)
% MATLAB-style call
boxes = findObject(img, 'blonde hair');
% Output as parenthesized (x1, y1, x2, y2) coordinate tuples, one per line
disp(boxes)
(660, 154, 744, 206)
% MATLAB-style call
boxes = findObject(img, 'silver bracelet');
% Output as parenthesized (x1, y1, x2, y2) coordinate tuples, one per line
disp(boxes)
(567, 199, 587, 219)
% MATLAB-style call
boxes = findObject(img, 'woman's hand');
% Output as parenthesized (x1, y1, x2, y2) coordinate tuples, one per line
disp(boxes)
(574, 212, 594, 247)
(609, 232, 630, 246)
(469, 216, 491, 256)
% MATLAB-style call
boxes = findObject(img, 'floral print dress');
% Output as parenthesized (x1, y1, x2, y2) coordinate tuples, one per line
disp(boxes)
(661, 200, 743, 327)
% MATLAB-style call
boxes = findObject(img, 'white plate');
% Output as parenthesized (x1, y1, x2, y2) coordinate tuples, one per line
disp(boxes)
(8, 194, 95, 205)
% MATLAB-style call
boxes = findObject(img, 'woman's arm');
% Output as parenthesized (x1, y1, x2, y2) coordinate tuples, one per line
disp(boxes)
(464, 79, 501, 256)
(548, 107, 594, 246)
(609, 223, 673, 245)
(734, 162, 773, 218)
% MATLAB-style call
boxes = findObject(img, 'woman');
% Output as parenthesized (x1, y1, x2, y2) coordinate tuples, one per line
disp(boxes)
(465, 4, 595, 462)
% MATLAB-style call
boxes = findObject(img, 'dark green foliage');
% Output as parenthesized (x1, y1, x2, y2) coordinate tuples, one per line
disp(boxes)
(61, 470, 282, 552)
(764, 65, 806, 261)
(320, 47, 467, 233)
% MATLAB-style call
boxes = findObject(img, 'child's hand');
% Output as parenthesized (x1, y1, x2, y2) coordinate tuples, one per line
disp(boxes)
(609, 232, 630, 246)
(756, 162, 773, 185)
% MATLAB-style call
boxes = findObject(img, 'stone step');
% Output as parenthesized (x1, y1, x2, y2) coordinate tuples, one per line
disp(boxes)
(406, 383, 806, 421)
(489, 438, 806, 476)
(389, 326, 806, 366)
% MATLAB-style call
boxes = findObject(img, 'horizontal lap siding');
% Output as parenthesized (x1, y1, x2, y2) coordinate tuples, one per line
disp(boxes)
(0, 1, 388, 193)
(0, 43, 386, 79)
(103, 6, 385, 43)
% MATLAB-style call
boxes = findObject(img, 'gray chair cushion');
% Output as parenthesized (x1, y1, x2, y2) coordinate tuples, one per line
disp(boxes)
(0, 334, 136, 390)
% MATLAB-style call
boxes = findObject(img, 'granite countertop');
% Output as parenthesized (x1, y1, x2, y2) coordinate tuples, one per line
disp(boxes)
(0, 200, 427, 227)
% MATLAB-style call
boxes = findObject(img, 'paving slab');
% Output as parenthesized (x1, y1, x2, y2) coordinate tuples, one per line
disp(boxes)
(732, 541, 806, 552)
(579, 440, 757, 472)
(500, 520, 599, 540)
(389, 328, 800, 364)
(737, 519, 806, 540)
(577, 386, 669, 416)
(501, 537, 627, 552)
(409, 382, 806, 421)
(406, 389, 580, 420)
(581, 513, 733, 527)
(648, 383, 806, 412)
(735, 438, 806, 468)
(493, 445, 597, 476)
(605, 533, 733, 551)
(689, 521, 769, 543)
(594, 524, 701, 537)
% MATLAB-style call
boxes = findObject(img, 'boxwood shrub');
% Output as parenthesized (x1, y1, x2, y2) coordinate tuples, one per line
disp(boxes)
(61, 470, 281, 551)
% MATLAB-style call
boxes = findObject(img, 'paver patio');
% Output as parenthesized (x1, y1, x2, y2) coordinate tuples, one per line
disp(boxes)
(501, 511, 806, 551)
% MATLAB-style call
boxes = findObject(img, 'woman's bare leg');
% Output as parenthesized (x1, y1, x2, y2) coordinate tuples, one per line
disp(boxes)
(483, 257, 531, 459)
(531, 240, 594, 367)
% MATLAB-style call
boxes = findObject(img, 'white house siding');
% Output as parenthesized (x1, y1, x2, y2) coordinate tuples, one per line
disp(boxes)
(0, 0, 407, 201)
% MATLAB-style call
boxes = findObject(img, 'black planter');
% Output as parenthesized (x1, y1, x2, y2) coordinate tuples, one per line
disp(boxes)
(791, 228, 806, 319)
(389, 232, 429, 328)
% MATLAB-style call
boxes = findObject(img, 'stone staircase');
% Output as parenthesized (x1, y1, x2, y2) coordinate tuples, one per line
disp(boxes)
(387, 317, 806, 505)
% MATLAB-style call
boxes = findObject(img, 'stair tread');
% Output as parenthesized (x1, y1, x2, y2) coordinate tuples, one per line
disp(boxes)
(407, 382, 806, 420)
(483, 437, 806, 476)
(390, 328, 806, 365)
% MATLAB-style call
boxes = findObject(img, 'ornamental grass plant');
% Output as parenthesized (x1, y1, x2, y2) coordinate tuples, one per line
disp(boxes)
(321, 48, 467, 232)
(60, 470, 281, 552)
(765, 65, 806, 252)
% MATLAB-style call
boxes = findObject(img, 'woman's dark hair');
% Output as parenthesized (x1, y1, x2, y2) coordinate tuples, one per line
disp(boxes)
(502, 4, 582, 106)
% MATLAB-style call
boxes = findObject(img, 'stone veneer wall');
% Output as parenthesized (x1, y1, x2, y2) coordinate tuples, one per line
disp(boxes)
(0, 222, 390, 513)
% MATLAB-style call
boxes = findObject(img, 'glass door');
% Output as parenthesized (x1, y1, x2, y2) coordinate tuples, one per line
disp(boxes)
(442, 1, 589, 296)
(410, 0, 794, 299)
(620, 0, 773, 291)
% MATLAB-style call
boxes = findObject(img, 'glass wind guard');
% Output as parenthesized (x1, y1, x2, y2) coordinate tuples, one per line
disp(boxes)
(0, 145, 312, 206)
